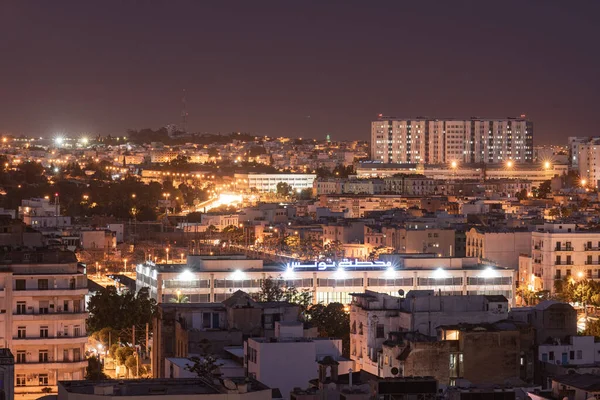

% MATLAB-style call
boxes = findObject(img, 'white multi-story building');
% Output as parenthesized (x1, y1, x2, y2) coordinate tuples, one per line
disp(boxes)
(245, 321, 351, 400)
(18, 198, 71, 228)
(349, 290, 509, 376)
(531, 223, 600, 292)
(234, 173, 317, 193)
(538, 335, 600, 366)
(136, 254, 516, 306)
(371, 116, 533, 165)
(571, 137, 600, 188)
(0, 250, 88, 399)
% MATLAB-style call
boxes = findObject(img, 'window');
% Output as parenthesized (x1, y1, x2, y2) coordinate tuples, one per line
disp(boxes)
(63, 300, 69, 312)
(549, 351, 555, 361)
(39, 350, 49, 363)
(39, 374, 48, 386)
(16, 351, 26, 363)
(73, 348, 81, 362)
(38, 279, 49, 290)
(73, 301, 81, 313)
(376, 324, 385, 338)
(17, 326, 26, 338)
(16, 374, 26, 387)
(577, 350, 583, 360)
(40, 326, 49, 338)
(570, 351, 575, 360)
(556, 270, 562, 279)
(15, 279, 26, 290)
(16, 302, 26, 315)
(39, 300, 49, 314)
(566, 269, 571, 276)
(74, 325, 81, 337)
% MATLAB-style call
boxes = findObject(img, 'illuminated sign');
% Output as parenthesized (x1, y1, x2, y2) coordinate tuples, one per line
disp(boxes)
(286, 259, 392, 271)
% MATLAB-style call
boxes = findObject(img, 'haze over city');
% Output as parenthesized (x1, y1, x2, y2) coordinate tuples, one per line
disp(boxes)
(1, 1, 599, 143)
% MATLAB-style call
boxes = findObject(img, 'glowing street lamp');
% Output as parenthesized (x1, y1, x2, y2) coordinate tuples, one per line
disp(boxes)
(450, 160, 458, 169)
(581, 179, 587, 187)
(506, 160, 514, 169)
(123, 258, 128, 272)
(544, 161, 551, 170)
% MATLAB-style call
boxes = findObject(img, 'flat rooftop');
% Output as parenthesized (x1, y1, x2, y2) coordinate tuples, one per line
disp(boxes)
(59, 377, 270, 396)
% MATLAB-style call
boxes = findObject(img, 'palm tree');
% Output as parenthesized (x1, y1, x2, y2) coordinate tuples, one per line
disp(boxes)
(170, 291, 189, 303)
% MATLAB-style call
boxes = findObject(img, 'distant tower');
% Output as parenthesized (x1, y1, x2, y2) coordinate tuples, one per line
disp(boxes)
(180, 89, 188, 132)
(326, 134, 331, 143)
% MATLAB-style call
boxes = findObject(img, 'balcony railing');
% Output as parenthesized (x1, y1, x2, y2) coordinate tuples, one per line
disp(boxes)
(16, 358, 82, 364)
(585, 261, 600, 265)
(555, 261, 574, 265)
(585, 247, 600, 251)
(13, 286, 87, 291)
(555, 246, 574, 251)
(14, 310, 86, 316)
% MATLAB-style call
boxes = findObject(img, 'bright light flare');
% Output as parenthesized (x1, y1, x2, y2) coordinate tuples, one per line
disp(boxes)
(178, 269, 195, 281)
(231, 269, 246, 281)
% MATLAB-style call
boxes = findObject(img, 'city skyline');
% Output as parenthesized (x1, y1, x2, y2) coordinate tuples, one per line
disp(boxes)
(1, 1, 599, 143)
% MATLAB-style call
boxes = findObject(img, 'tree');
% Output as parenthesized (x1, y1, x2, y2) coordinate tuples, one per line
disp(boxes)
(323, 240, 344, 260)
(85, 355, 109, 380)
(306, 303, 350, 357)
(255, 277, 312, 314)
(583, 319, 600, 338)
(515, 188, 528, 200)
(185, 356, 223, 379)
(276, 182, 293, 197)
(170, 291, 189, 303)
(537, 180, 552, 198)
(87, 286, 158, 345)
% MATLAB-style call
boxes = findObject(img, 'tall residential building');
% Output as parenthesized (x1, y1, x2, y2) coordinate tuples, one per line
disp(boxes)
(371, 116, 533, 165)
(531, 223, 600, 293)
(570, 137, 600, 188)
(0, 249, 88, 398)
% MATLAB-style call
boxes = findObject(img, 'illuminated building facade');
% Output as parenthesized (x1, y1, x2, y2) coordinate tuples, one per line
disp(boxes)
(136, 254, 516, 307)
(0, 250, 88, 398)
(371, 116, 533, 165)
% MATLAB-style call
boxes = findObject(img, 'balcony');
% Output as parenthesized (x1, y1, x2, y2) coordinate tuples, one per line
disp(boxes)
(585, 247, 600, 251)
(12, 335, 87, 345)
(555, 261, 574, 265)
(555, 246, 574, 252)
(12, 287, 87, 297)
(15, 359, 87, 370)
(12, 311, 87, 321)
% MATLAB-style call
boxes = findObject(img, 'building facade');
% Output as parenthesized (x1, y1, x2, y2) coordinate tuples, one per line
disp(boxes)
(0, 250, 88, 398)
(136, 255, 516, 307)
(531, 223, 600, 292)
(371, 117, 533, 165)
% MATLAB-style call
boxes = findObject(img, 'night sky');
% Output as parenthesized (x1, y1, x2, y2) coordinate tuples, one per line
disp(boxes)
(1, 1, 599, 144)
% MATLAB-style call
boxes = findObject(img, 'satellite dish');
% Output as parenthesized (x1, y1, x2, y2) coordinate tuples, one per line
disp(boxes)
(398, 289, 405, 298)
(223, 379, 237, 390)
(391, 367, 400, 376)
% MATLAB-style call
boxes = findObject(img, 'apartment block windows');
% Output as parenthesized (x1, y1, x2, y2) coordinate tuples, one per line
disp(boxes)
(39, 350, 49, 362)
(16, 351, 26, 363)
(74, 325, 81, 337)
(38, 279, 49, 290)
(39, 374, 48, 386)
(16, 301, 26, 314)
(39, 300, 49, 314)
(16, 375, 26, 387)
(40, 326, 49, 338)
(15, 279, 26, 290)
(17, 326, 26, 338)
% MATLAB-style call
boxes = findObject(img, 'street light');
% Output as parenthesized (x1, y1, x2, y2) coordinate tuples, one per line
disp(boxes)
(581, 179, 587, 187)
(544, 161, 551, 170)
(166, 247, 170, 263)
(123, 258, 128, 273)
(506, 160, 514, 169)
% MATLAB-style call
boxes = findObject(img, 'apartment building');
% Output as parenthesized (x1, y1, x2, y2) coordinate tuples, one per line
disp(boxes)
(349, 290, 510, 376)
(531, 223, 600, 292)
(371, 116, 533, 164)
(571, 137, 600, 188)
(466, 227, 532, 269)
(380, 226, 456, 257)
(0, 249, 88, 398)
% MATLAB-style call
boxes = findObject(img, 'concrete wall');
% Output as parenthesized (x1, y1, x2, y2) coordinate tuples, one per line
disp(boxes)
(461, 330, 520, 385)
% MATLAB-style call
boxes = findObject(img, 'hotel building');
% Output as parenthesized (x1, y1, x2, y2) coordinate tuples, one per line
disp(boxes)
(0, 250, 88, 399)
(136, 254, 516, 306)
(371, 116, 533, 165)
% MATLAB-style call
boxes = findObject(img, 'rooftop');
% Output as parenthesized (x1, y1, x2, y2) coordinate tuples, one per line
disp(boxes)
(59, 377, 270, 396)
(552, 373, 600, 392)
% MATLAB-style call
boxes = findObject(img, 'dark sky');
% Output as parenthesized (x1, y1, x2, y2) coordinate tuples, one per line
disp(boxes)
(1, 1, 599, 144)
